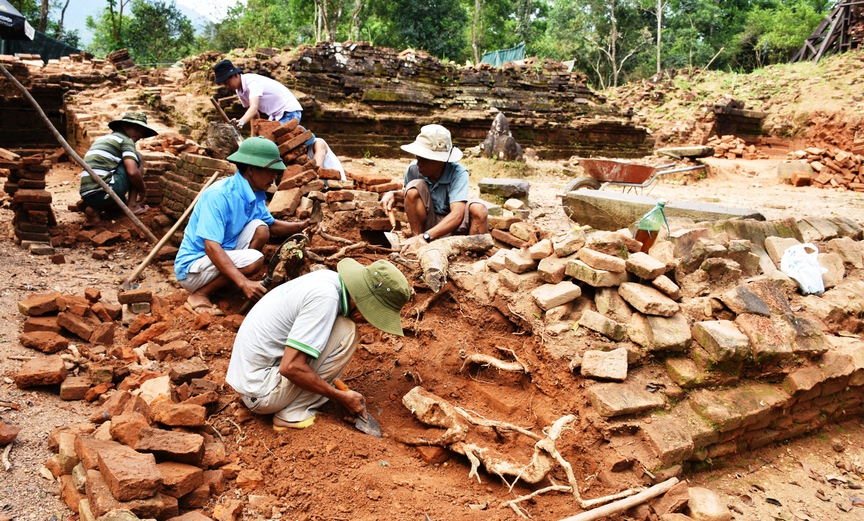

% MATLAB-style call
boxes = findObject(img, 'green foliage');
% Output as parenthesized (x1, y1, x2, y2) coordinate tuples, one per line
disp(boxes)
(367, 0, 469, 61)
(196, 0, 314, 52)
(737, 0, 824, 67)
(126, 0, 195, 64)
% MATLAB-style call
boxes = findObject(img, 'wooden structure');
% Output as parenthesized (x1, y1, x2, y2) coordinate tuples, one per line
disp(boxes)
(791, 1, 863, 62)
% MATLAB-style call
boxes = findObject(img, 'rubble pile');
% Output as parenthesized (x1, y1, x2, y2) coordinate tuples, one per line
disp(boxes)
(15, 288, 239, 520)
(1, 148, 59, 246)
(787, 146, 864, 191)
(706, 135, 769, 160)
(452, 208, 864, 473)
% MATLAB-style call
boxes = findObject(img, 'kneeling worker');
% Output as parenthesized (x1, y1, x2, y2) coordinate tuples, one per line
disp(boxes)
(379, 124, 488, 253)
(174, 137, 308, 315)
(78, 112, 156, 227)
(226, 258, 411, 430)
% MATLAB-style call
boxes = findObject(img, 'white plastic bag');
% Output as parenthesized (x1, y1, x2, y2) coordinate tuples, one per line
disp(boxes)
(780, 243, 827, 295)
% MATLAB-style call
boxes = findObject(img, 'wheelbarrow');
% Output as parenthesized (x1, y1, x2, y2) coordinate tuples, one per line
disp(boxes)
(563, 158, 707, 195)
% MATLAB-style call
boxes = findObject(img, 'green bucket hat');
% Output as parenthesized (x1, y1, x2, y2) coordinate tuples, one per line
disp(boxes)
(108, 111, 158, 138)
(227, 137, 286, 170)
(337, 258, 411, 336)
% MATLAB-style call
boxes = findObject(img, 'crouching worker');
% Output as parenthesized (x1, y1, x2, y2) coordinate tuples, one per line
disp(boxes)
(379, 124, 488, 254)
(79, 112, 156, 228)
(226, 258, 411, 430)
(174, 137, 309, 316)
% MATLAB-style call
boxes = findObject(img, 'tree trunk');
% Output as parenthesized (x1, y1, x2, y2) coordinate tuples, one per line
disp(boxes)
(39, 0, 49, 33)
(471, 0, 482, 64)
(57, 0, 71, 40)
(656, 0, 662, 74)
(350, 0, 364, 41)
(610, 0, 619, 87)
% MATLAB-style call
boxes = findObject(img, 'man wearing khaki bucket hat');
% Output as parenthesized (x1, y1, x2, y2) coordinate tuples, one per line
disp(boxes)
(226, 258, 411, 431)
(174, 137, 309, 315)
(78, 111, 158, 227)
(380, 124, 488, 253)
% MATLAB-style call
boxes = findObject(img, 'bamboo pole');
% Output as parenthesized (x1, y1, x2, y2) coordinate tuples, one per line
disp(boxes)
(121, 171, 220, 290)
(0, 64, 158, 243)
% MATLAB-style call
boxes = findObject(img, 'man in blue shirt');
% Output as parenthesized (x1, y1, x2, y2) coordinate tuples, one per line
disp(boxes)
(379, 125, 488, 254)
(175, 137, 308, 315)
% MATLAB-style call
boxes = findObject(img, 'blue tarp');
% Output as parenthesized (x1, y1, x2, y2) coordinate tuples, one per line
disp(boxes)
(481, 42, 526, 67)
(1, 30, 81, 62)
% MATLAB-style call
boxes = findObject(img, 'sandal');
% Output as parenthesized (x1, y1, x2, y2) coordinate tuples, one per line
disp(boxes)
(183, 301, 226, 316)
(273, 415, 316, 431)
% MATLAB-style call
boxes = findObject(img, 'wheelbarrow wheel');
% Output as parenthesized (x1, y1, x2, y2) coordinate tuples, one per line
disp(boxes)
(563, 176, 601, 193)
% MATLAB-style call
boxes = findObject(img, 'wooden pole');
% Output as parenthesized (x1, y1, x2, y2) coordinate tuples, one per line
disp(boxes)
(557, 477, 680, 521)
(210, 96, 243, 146)
(121, 171, 220, 290)
(0, 64, 158, 244)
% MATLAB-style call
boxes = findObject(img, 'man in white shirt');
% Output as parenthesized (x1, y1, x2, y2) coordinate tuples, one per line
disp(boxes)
(214, 59, 303, 130)
(226, 258, 411, 431)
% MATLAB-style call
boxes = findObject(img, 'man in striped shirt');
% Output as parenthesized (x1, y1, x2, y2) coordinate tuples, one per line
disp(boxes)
(79, 112, 157, 227)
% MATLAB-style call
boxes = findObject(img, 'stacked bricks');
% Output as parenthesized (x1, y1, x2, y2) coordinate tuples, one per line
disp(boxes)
(158, 153, 235, 220)
(477, 210, 864, 473)
(706, 134, 769, 159)
(140, 151, 178, 208)
(1, 150, 55, 244)
(789, 146, 864, 191)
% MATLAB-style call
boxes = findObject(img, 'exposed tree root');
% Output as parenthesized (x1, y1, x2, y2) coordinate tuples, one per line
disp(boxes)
(2, 443, 12, 471)
(402, 387, 645, 516)
(460, 352, 529, 374)
(326, 242, 367, 261)
(501, 484, 571, 518)
(417, 234, 494, 292)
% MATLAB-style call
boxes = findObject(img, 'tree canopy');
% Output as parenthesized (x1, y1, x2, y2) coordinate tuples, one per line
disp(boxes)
(72, 0, 836, 86)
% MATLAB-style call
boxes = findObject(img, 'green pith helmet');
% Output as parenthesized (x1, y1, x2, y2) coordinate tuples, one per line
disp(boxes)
(227, 137, 286, 170)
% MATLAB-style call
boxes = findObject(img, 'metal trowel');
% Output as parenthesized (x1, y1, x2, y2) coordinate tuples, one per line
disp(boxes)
(384, 209, 400, 250)
(334, 379, 383, 437)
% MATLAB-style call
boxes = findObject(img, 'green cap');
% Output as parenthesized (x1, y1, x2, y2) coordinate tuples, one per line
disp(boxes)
(227, 137, 286, 170)
(337, 258, 411, 336)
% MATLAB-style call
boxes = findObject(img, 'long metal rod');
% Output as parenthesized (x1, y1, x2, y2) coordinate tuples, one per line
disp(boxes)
(0, 64, 158, 243)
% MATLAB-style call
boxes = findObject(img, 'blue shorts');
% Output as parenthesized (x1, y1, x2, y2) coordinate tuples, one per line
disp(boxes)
(279, 111, 302, 124)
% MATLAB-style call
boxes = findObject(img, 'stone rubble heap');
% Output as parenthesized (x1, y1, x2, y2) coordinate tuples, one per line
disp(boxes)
(15, 288, 247, 521)
(706, 135, 769, 160)
(450, 204, 864, 474)
(785, 146, 864, 191)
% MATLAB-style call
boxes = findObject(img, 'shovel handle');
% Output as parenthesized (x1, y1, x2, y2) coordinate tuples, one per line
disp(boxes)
(387, 209, 397, 229)
(334, 379, 350, 392)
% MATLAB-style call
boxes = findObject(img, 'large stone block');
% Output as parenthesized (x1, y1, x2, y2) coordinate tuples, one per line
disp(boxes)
(17, 291, 62, 316)
(625, 251, 666, 279)
(817, 252, 844, 289)
(719, 285, 770, 316)
(618, 282, 679, 317)
(537, 255, 570, 283)
(579, 309, 626, 341)
(150, 401, 207, 427)
(85, 470, 167, 519)
(586, 379, 666, 418)
(628, 313, 691, 351)
(19, 330, 68, 353)
(478, 178, 529, 203)
(157, 462, 204, 498)
(134, 428, 205, 466)
(764, 236, 801, 267)
(565, 259, 627, 287)
(581, 348, 628, 381)
(531, 281, 581, 311)
(692, 320, 750, 362)
(594, 287, 633, 322)
(734, 313, 793, 361)
(576, 247, 626, 272)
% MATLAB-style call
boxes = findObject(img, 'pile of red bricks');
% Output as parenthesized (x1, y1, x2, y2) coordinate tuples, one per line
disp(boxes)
(789, 146, 864, 191)
(706, 135, 769, 159)
(1, 148, 55, 245)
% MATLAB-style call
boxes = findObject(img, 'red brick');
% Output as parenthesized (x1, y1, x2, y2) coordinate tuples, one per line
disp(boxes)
(23, 315, 61, 333)
(0, 422, 21, 444)
(277, 130, 313, 155)
(85, 383, 114, 402)
(84, 288, 102, 302)
(59, 376, 92, 400)
(202, 469, 226, 495)
(15, 355, 67, 388)
(416, 446, 450, 464)
(151, 401, 206, 427)
(90, 322, 115, 345)
(75, 436, 124, 470)
(17, 292, 62, 316)
(109, 412, 151, 447)
(134, 428, 205, 465)
(130, 322, 172, 347)
(368, 181, 403, 193)
(19, 331, 68, 353)
(177, 484, 210, 510)
(60, 475, 83, 512)
(98, 443, 162, 501)
(318, 167, 342, 180)
(57, 311, 95, 342)
(157, 462, 204, 498)
(90, 231, 121, 247)
(277, 168, 317, 190)
(200, 442, 227, 469)
(118, 289, 153, 305)
(85, 469, 167, 519)
(13, 189, 51, 204)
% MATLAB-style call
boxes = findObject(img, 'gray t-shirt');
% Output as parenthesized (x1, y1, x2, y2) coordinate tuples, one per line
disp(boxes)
(226, 270, 349, 398)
